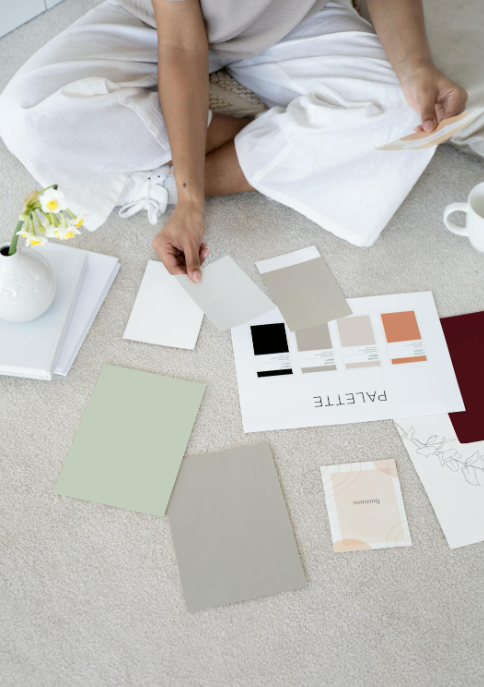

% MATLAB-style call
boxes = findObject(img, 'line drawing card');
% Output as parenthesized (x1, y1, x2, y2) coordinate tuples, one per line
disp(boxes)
(55, 365, 205, 516)
(176, 256, 274, 331)
(123, 261, 204, 350)
(231, 292, 464, 433)
(167, 443, 307, 612)
(320, 459, 411, 552)
(395, 414, 484, 549)
(256, 246, 352, 332)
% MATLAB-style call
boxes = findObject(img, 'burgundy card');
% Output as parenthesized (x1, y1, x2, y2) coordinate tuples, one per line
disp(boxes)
(441, 311, 484, 443)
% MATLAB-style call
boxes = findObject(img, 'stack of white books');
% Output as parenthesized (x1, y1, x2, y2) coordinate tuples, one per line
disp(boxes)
(0, 243, 120, 380)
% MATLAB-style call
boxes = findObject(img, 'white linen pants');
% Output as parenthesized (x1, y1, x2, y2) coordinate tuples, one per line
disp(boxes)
(0, 0, 434, 246)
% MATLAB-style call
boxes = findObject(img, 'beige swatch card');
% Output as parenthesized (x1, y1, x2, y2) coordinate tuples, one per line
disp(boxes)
(320, 459, 411, 552)
(378, 108, 484, 151)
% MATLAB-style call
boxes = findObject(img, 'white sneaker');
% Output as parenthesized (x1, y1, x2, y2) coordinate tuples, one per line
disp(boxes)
(117, 165, 177, 225)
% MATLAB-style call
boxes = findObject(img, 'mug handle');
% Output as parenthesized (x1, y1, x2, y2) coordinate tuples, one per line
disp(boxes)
(443, 202, 469, 237)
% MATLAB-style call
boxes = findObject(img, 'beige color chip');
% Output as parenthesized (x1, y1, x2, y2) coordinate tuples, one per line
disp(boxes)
(260, 257, 351, 332)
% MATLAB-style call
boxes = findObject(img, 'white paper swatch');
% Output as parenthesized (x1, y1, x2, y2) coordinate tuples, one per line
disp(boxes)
(123, 261, 203, 350)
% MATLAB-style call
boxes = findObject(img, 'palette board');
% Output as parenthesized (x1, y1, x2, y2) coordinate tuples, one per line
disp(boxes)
(231, 292, 464, 433)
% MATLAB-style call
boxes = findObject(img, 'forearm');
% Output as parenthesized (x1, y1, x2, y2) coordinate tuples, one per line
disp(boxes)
(158, 45, 208, 208)
(366, 0, 432, 83)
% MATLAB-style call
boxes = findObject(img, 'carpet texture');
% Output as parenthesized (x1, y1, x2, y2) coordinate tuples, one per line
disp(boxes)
(1, 2, 484, 687)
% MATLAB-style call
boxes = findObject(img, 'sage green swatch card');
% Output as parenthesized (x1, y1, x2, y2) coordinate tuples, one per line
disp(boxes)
(55, 364, 205, 516)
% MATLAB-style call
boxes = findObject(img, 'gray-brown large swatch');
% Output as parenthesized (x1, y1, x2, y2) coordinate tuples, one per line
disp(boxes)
(168, 443, 307, 612)
(260, 257, 351, 332)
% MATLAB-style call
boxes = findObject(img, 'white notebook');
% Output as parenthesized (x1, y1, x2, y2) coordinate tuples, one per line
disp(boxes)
(47, 245, 120, 376)
(0, 245, 87, 380)
(123, 260, 203, 350)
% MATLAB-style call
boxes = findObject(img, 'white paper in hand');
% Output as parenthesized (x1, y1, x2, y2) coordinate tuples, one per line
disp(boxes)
(176, 256, 275, 331)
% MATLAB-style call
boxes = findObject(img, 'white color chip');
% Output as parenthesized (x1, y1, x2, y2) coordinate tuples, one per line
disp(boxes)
(395, 414, 484, 549)
(231, 292, 464, 433)
(256, 246, 320, 274)
(124, 261, 203, 349)
(176, 256, 275, 331)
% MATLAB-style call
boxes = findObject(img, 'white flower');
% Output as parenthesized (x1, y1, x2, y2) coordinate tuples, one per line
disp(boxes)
(44, 224, 58, 238)
(17, 229, 47, 247)
(39, 188, 67, 214)
(68, 213, 87, 230)
(52, 225, 82, 241)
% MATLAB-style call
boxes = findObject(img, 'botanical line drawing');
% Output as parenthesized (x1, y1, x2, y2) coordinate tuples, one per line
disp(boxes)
(395, 423, 484, 487)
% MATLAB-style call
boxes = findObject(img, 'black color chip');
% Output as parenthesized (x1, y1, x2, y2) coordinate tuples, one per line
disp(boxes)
(251, 323, 290, 356)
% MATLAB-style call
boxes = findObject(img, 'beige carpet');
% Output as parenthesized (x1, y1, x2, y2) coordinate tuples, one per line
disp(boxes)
(1, 2, 484, 687)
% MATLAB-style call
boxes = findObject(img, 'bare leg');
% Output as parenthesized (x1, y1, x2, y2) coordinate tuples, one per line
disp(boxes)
(205, 113, 252, 153)
(165, 113, 254, 196)
(205, 141, 254, 196)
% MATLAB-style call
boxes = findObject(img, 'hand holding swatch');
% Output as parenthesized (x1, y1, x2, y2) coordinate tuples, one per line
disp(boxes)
(176, 256, 274, 331)
(377, 109, 484, 151)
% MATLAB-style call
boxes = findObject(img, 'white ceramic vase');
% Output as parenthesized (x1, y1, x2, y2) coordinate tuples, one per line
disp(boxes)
(0, 242, 56, 322)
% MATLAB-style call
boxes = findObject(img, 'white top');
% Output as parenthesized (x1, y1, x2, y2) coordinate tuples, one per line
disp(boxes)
(115, 0, 328, 59)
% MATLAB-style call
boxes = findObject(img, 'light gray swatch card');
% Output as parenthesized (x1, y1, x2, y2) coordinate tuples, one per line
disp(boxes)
(256, 246, 352, 332)
(175, 256, 274, 331)
(168, 443, 307, 612)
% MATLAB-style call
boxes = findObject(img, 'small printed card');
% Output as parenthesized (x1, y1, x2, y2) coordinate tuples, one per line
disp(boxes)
(320, 459, 411, 552)
(377, 108, 484, 151)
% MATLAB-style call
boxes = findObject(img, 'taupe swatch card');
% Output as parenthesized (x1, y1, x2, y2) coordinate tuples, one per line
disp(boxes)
(256, 246, 352, 332)
(168, 443, 306, 612)
(55, 365, 205, 516)
(176, 256, 274, 331)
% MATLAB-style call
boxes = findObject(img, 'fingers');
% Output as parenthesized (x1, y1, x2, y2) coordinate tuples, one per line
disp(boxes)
(163, 251, 186, 276)
(152, 236, 185, 275)
(418, 92, 438, 133)
(184, 240, 202, 283)
(413, 87, 468, 132)
(152, 230, 209, 280)
(199, 242, 210, 265)
(440, 87, 468, 120)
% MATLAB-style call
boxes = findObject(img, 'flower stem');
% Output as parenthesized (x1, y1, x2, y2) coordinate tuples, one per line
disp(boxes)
(8, 220, 24, 256)
(33, 209, 45, 233)
(29, 184, 58, 205)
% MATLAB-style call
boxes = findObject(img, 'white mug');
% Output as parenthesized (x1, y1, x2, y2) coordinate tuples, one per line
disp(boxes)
(443, 181, 484, 253)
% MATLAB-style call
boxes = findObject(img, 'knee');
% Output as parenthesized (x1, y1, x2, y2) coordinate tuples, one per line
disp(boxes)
(0, 80, 27, 153)
(0, 73, 43, 157)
